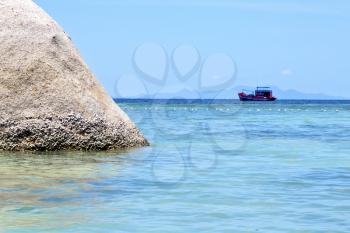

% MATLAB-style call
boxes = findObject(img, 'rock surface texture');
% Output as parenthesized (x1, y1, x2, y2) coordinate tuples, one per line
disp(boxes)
(0, 0, 149, 151)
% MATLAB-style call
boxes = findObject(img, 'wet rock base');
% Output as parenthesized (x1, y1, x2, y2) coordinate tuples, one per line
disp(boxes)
(0, 115, 149, 151)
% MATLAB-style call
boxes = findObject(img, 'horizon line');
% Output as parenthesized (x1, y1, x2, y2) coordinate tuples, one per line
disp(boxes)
(113, 98, 350, 101)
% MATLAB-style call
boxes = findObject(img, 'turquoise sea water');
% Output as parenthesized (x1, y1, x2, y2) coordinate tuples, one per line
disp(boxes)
(1, 100, 350, 232)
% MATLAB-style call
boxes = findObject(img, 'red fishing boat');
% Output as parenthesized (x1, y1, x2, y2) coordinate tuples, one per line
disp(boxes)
(238, 87, 277, 101)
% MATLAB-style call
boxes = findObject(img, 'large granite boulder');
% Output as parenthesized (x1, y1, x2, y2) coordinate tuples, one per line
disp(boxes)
(0, 0, 149, 151)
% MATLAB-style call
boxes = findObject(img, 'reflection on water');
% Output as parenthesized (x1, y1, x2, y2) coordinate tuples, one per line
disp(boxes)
(0, 151, 132, 230)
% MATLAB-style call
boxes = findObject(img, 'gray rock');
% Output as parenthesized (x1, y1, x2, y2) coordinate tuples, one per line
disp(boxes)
(0, 0, 149, 151)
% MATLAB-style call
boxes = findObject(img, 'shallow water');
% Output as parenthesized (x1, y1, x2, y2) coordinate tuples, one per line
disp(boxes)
(1, 100, 350, 232)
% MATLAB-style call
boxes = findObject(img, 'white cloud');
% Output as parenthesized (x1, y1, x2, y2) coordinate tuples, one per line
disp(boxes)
(281, 68, 293, 76)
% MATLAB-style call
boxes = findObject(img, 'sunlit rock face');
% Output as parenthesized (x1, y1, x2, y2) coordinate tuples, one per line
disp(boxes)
(0, 0, 149, 151)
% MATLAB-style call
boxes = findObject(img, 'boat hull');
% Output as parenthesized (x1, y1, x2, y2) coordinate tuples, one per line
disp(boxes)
(239, 96, 277, 101)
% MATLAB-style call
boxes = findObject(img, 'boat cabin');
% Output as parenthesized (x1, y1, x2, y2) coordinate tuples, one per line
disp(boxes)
(255, 87, 273, 98)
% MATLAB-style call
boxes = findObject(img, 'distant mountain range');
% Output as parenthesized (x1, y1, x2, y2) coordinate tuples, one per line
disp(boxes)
(229, 86, 345, 100)
(118, 86, 346, 100)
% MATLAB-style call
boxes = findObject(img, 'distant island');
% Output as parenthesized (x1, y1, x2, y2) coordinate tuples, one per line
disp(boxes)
(116, 86, 346, 100)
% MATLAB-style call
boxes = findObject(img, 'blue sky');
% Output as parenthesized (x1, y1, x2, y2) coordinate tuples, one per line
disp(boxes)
(34, 0, 350, 98)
